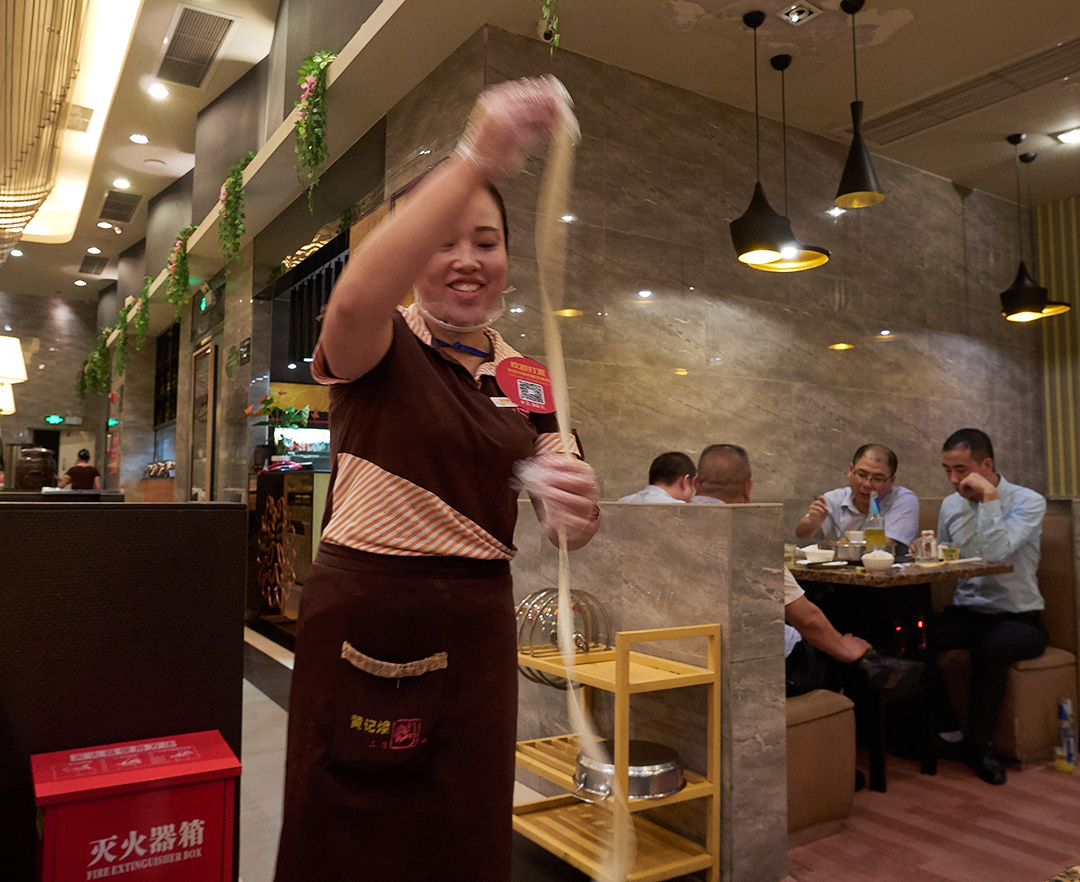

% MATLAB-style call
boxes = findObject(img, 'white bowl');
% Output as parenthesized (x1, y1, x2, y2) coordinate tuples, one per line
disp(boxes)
(800, 546, 835, 564)
(861, 552, 895, 571)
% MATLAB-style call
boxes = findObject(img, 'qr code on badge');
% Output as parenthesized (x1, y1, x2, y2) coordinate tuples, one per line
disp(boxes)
(517, 379, 546, 407)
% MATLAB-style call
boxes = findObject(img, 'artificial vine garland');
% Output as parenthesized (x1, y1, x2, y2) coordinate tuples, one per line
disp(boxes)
(165, 226, 198, 321)
(77, 329, 112, 399)
(114, 302, 132, 378)
(133, 275, 153, 351)
(294, 51, 336, 213)
(541, 0, 561, 54)
(219, 151, 254, 269)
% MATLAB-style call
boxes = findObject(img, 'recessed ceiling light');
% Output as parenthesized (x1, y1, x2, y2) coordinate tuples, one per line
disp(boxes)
(287, 362, 297, 370)
(112, 178, 131, 189)
(561, 214, 576, 222)
(86, 247, 101, 255)
(1056, 127, 1080, 145)
(879, 330, 891, 336)
(129, 133, 149, 144)
(638, 290, 652, 298)
(97, 221, 113, 229)
(74, 280, 87, 287)
(777, 2, 821, 26)
(828, 342, 853, 350)
(673, 368, 689, 376)
(827, 206, 846, 217)
(555, 308, 583, 317)
(10, 249, 22, 257)
(509, 306, 525, 314)
(147, 83, 169, 99)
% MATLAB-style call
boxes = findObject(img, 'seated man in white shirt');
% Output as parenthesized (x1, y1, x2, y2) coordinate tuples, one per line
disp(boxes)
(691, 444, 921, 694)
(931, 428, 1048, 786)
(691, 443, 752, 505)
(618, 451, 695, 503)
(795, 444, 920, 554)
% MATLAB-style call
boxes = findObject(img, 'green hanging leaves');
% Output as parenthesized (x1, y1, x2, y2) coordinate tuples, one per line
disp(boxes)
(294, 51, 336, 214)
(114, 301, 132, 378)
(77, 329, 112, 399)
(219, 152, 254, 270)
(165, 226, 198, 322)
(134, 276, 153, 351)
(541, 0, 561, 54)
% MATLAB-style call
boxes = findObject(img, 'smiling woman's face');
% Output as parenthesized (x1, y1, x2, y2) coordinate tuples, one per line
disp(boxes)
(415, 188, 507, 331)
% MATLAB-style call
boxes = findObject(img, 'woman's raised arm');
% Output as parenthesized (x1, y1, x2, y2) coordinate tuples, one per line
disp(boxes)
(318, 78, 569, 381)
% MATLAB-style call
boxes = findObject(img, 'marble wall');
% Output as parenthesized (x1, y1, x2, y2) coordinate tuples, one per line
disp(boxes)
(0, 292, 106, 467)
(386, 27, 1047, 534)
(512, 500, 788, 882)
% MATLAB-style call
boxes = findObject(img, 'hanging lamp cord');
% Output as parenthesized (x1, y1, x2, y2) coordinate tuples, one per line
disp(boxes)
(1014, 144, 1024, 262)
(753, 24, 760, 181)
(781, 66, 788, 216)
(850, 10, 859, 100)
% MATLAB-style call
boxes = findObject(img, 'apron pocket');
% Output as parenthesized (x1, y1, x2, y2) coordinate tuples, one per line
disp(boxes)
(329, 641, 448, 776)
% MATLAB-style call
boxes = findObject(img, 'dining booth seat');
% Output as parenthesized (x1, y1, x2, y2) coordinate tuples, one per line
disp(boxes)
(922, 500, 1080, 765)
(786, 689, 855, 842)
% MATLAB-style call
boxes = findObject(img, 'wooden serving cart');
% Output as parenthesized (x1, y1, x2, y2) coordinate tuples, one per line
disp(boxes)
(514, 623, 721, 882)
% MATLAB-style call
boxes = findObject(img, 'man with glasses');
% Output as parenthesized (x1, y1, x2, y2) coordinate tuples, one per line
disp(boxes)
(795, 444, 920, 554)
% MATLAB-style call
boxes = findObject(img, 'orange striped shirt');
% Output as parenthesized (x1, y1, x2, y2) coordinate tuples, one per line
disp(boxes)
(313, 305, 579, 559)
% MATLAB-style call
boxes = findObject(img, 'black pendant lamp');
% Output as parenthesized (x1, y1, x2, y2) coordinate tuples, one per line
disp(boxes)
(999, 134, 1070, 322)
(835, 0, 884, 208)
(756, 53, 830, 272)
(730, 12, 828, 271)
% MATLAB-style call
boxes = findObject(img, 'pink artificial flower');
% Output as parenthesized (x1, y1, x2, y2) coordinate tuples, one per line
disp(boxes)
(219, 184, 228, 202)
(305, 75, 317, 86)
(296, 111, 306, 122)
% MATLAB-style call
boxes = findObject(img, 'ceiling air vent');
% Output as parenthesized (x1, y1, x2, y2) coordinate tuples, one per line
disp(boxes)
(859, 36, 1080, 145)
(99, 190, 141, 224)
(79, 255, 109, 275)
(157, 6, 235, 88)
(64, 104, 94, 132)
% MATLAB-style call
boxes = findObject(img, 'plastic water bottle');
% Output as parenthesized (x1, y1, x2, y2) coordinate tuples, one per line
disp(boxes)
(1056, 698, 1076, 773)
(864, 492, 886, 548)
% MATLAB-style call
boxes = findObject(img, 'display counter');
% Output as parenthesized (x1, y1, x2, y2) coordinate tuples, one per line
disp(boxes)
(512, 500, 786, 882)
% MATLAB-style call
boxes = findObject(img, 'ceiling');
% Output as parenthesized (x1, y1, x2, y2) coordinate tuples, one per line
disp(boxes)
(2, 0, 1078, 307)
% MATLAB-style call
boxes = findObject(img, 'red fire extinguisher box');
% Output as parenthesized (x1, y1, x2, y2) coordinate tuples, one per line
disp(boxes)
(32, 730, 241, 882)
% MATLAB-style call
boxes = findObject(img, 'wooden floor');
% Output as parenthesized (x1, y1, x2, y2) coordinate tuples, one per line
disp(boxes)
(784, 753, 1080, 882)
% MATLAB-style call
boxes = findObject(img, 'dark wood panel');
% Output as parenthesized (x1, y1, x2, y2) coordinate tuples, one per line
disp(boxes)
(0, 502, 246, 881)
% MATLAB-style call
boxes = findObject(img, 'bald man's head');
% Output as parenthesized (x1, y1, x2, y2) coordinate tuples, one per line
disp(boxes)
(696, 444, 753, 503)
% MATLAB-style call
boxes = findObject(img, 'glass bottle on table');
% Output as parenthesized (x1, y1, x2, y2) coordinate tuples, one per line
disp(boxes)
(864, 490, 886, 548)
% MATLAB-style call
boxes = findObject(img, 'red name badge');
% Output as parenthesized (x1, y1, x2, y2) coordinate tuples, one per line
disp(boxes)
(495, 356, 555, 413)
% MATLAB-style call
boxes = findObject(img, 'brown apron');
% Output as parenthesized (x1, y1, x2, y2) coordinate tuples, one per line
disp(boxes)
(273, 543, 517, 882)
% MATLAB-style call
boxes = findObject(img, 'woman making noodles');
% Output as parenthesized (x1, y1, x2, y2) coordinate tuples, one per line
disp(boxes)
(273, 78, 600, 882)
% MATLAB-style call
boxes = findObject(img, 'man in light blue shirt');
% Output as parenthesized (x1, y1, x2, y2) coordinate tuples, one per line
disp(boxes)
(691, 443, 752, 505)
(932, 428, 1048, 786)
(795, 444, 920, 553)
(618, 451, 695, 503)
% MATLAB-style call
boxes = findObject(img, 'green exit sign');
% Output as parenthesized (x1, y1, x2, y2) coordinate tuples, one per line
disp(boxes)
(44, 414, 64, 425)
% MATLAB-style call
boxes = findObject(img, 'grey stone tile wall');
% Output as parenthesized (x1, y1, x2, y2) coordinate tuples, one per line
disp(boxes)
(512, 500, 787, 882)
(386, 27, 1045, 524)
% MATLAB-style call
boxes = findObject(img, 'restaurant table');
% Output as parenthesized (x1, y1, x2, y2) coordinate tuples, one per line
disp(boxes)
(788, 559, 1014, 792)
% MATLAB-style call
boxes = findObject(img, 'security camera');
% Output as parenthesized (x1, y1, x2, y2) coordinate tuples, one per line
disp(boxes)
(537, 17, 555, 43)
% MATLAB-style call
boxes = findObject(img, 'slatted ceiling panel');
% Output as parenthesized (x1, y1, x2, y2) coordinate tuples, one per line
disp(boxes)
(78, 255, 108, 275)
(98, 190, 141, 223)
(1038, 196, 1080, 497)
(861, 36, 1080, 145)
(157, 7, 234, 88)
